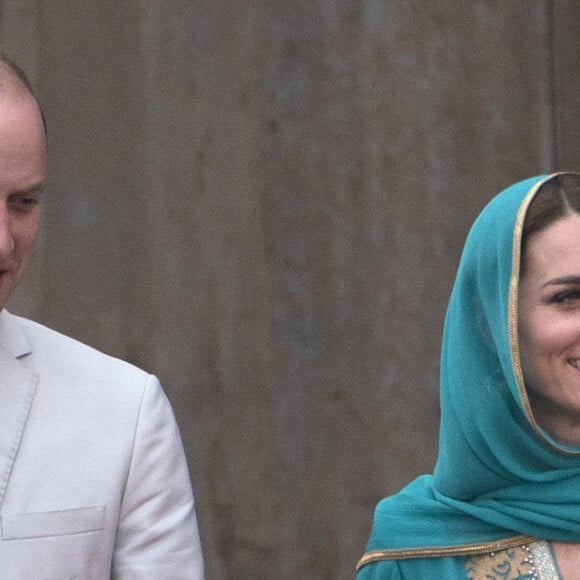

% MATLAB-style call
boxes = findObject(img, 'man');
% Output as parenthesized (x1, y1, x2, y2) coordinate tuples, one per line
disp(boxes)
(0, 55, 204, 578)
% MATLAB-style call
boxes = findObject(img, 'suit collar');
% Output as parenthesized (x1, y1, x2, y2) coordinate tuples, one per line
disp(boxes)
(0, 311, 38, 508)
(0, 309, 33, 359)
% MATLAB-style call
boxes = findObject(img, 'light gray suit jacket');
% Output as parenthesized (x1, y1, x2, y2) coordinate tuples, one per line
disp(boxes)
(0, 310, 204, 579)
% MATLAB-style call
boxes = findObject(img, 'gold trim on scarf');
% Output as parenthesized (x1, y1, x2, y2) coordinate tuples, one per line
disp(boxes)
(356, 534, 537, 570)
(508, 171, 580, 455)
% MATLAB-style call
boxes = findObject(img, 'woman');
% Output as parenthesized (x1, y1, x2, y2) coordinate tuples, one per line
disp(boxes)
(357, 172, 580, 579)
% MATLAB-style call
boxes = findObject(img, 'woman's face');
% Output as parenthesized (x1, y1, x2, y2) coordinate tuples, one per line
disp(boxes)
(519, 212, 580, 446)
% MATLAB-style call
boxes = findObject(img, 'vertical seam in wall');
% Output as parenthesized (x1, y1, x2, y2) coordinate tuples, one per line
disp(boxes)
(33, 0, 43, 101)
(545, 0, 558, 170)
(0, 1, 4, 44)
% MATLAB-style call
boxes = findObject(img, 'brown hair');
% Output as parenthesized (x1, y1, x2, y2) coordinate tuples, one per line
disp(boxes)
(522, 173, 580, 248)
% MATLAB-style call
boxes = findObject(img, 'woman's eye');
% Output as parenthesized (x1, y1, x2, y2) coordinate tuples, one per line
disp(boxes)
(550, 290, 580, 304)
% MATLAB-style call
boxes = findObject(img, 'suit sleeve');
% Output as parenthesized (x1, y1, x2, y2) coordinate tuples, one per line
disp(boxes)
(111, 375, 204, 580)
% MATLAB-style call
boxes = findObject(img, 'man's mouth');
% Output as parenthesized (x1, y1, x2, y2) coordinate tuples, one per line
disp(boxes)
(569, 359, 580, 370)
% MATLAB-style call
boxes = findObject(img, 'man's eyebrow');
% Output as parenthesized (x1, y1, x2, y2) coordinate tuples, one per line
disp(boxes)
(542, 275, 580, 288)
(11, 183, 45, 194)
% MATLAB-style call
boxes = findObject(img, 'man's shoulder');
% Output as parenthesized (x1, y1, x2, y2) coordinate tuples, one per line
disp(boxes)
(7, 311, 150, 387)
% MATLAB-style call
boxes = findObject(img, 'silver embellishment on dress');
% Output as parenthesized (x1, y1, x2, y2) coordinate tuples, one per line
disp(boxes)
(529, 541, 561, 580)
(465, 540, 562, 579)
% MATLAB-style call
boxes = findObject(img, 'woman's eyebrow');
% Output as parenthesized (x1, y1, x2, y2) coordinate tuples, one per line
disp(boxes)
(542, 275, 580, 288)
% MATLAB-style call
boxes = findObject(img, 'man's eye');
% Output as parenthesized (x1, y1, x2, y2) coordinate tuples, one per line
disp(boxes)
(9, 197, 39, 212)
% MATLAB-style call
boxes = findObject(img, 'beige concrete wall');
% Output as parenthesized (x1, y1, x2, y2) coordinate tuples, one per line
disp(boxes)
(2, 2, 577, 578)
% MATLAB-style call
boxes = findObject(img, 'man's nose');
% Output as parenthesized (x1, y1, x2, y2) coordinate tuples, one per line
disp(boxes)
(0, 206, 15, 259)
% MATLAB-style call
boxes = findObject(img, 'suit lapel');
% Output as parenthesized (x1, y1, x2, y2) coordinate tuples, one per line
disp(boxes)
(0, 310, 32, 359)
(0, 311, 39, 508)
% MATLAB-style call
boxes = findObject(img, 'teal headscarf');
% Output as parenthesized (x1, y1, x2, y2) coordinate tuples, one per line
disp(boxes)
(359, 173, 580, 568)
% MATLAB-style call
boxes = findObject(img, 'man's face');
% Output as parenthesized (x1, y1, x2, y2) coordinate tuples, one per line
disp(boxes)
(0, 89, 46, 312)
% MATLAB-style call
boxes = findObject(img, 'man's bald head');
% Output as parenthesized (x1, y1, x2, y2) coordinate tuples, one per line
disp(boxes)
(0, 53, 46, 134)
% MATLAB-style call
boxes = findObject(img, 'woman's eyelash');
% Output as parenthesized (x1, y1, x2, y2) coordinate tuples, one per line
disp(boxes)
(550, 290, 580, 303)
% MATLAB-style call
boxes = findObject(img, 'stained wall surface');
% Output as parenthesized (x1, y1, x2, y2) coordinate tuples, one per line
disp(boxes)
(1, 2, 577, 578)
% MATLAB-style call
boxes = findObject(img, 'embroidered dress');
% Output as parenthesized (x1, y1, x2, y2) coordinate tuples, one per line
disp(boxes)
(357, 173, 580, 579)
(466, 541, 561, 579)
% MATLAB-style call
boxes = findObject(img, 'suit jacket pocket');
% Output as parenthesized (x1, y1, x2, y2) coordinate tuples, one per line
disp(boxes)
(1, 506, 105, 540)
